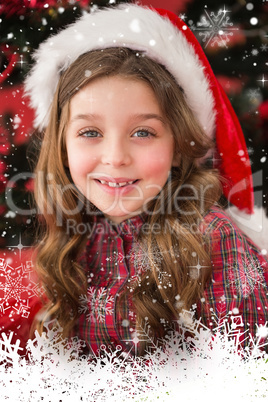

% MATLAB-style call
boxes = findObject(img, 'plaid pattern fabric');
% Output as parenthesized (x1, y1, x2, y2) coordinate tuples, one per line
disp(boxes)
(197, 207, 268, 349)
(75, 207, 268, 354)
(76, 214, 146, 355)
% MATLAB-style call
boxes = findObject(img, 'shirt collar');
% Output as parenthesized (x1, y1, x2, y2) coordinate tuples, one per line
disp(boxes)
(100, 212, 148, 239)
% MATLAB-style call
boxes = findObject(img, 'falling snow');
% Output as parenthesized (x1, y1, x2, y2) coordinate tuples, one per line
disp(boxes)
(251, 48, 259, 56)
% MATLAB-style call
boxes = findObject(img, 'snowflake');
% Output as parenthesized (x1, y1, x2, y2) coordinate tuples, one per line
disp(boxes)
(260, 43, 268, 52)
(127, 243, 175, 289)
(177, 309, 201, 332)
(79, 287, 114, 323)
(78, 294, 88, 315)
(127, 274, 142, 291)
(227, 255, 266, 298)
(0, 332, 23, 365)
(27, 319, 86, 364)
(246, 88, 262, 101)
(247, 146, 255, 156)
(179, 13, 187, 21)
(0, 310, 267, 400)
(190, 6, 238, 48)
(0, 258, 40, 318)
(128, 243, 156, 273)
(157, 270, 172, 287)
(126, 318, 160, 355)
(213, 312, 245, 340)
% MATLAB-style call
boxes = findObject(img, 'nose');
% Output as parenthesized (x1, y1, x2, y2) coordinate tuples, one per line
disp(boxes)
(101, 138, 131, 167)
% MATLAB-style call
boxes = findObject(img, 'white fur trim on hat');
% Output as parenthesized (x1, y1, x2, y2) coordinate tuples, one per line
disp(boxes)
(25, 4, 215, 136)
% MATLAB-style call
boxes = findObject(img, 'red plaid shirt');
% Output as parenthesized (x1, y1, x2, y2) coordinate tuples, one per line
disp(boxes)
(75, 206, 268, 355)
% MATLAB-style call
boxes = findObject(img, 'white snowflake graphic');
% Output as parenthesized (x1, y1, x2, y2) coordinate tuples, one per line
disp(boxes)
(78, 286, 114, 323)
(227, 256, 266, 298)
(106, 243, 156, 271)
(27, 319, 86, 364)
(208, 309, 246, 343)
(0, 309, 267, 400)
(0, 258, 40, 318)
(191, 6, 238, 48)
(129, 243, 155, 273)
(0, 332, 23, 365)
(125, 317, 161, 355)
(127, 243, 175, 289)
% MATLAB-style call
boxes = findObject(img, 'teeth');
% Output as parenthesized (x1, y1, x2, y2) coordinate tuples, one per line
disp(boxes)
(99, 180, 135, 187)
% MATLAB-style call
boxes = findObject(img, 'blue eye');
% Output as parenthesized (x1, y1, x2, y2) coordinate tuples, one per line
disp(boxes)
(133, 130, 154, 138)
(79, 130, 101, 138)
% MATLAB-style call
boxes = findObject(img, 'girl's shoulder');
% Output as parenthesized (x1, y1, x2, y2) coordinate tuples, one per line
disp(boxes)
(200, 206, 268, 275)
(201, 205, 245, 235)
(201, 205, 267, 258)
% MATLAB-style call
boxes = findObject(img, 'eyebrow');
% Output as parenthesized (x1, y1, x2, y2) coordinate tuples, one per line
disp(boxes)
(132, 113, 167, 126)
(70, 113, 167, 125)
(70, 113, 101, 123)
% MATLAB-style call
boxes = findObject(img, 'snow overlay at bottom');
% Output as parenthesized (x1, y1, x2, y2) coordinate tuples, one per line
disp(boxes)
(0, 316, 267, 401)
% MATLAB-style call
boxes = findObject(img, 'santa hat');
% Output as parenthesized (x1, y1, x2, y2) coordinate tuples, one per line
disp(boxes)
(24, 3, 254, 214)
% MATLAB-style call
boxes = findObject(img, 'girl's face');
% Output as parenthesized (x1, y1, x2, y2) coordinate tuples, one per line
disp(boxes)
(65, 76, 176, 223)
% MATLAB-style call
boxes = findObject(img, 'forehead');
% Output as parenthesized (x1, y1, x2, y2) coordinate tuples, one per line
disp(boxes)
(68, 75, 162, 112)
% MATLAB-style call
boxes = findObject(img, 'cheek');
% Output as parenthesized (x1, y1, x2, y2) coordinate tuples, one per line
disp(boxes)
(142, 151, 173, 179)
(67, 151, 96, 180)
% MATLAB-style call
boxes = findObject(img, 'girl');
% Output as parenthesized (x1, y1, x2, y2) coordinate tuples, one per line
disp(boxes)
(25, 4, 268, 356)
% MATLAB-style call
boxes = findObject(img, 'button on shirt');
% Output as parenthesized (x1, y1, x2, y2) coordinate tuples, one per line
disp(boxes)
(76, 207, 268, 354)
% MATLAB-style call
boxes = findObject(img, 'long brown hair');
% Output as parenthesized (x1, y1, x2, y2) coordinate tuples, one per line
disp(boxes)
(32, 48, 221, 349)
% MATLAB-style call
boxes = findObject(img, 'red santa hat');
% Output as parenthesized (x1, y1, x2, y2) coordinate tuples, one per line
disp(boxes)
(24, 3, 254, 214)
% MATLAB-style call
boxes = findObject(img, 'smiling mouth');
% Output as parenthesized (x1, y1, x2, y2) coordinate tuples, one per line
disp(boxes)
(95, 179, 139, 188)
